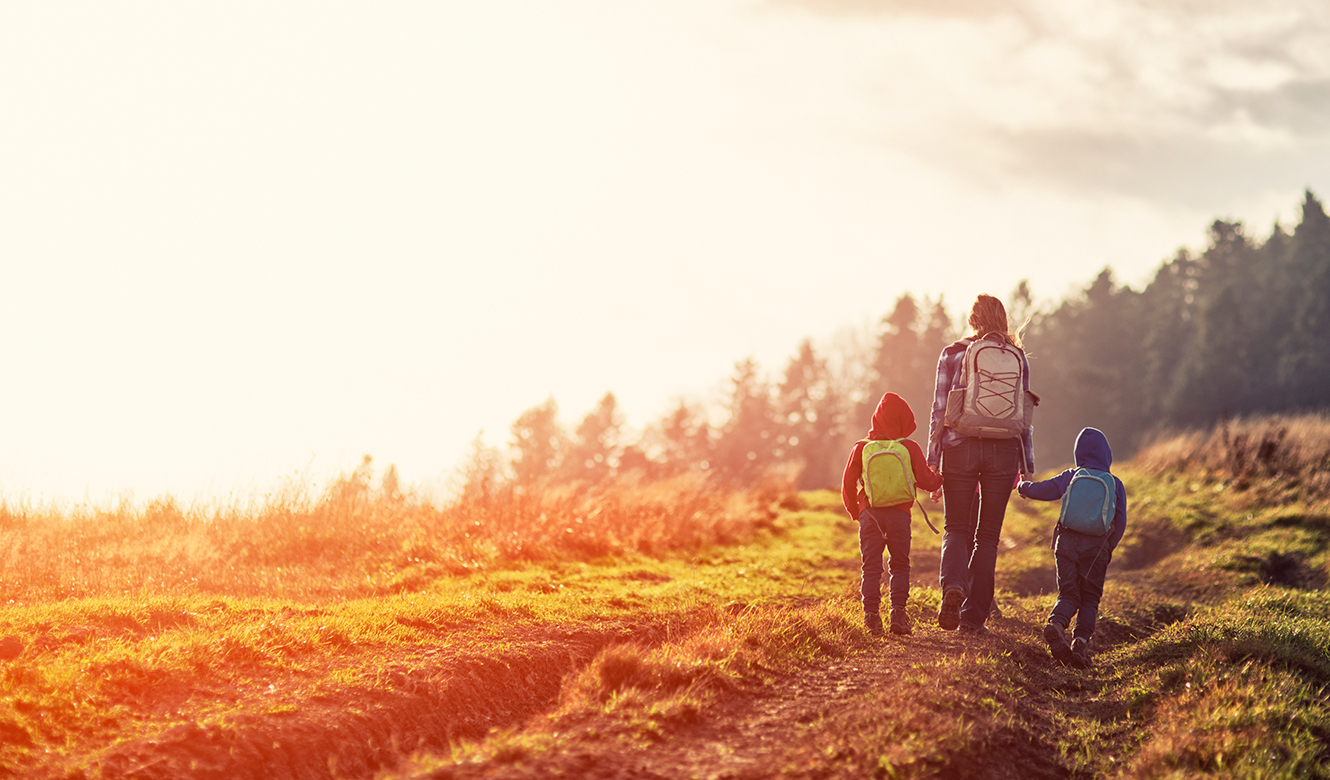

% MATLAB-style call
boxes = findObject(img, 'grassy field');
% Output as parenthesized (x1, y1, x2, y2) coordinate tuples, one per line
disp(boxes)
(2, 417, 1329, 779)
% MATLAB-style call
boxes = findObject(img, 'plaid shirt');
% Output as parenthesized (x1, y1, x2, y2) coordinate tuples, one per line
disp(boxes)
(926, 338, 1035, 474)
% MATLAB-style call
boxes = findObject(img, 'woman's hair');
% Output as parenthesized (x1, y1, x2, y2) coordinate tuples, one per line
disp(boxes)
(968, 294, 1024, 348)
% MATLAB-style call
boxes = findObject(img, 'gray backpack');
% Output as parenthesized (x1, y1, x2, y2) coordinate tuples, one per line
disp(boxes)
(943, 334, 1035, 440)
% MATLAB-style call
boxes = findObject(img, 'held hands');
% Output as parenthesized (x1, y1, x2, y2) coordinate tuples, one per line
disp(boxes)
(924, 471, 1030, 503)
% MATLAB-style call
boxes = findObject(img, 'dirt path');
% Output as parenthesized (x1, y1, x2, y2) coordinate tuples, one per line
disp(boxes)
(640, 635, 961, 780)
(421, 607, 1137, 780)
(416, 637, 951, 780)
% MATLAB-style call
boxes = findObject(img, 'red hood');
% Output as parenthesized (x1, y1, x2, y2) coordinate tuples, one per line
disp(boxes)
(868, 392, 915, 440)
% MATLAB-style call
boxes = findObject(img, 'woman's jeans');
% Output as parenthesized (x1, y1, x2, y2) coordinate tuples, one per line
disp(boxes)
(858, 506, 912, 614)
(940, 436, 1021, 629)
(1049, 529, 1113, 640)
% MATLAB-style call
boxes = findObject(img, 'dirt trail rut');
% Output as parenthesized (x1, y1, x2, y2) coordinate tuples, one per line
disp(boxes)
(640, 635, 958, 780)
(423, 613, 1110, 780)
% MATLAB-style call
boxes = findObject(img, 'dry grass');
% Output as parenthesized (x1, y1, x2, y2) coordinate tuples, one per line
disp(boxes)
(0, 465, 789, 604)
(1134, 412, 1330, 496)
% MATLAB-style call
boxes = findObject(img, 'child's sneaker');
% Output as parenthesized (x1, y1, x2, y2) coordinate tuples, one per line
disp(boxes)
(1070, 637, 1092, 669)
(890, 609, 912, 636)
(865, 612, 885, 637)
(1043, 622, 1075, 665)
(938, 588, 964, 630)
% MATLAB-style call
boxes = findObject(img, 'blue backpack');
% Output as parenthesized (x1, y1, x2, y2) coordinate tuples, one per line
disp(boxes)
(1058, 468, 1116, 536)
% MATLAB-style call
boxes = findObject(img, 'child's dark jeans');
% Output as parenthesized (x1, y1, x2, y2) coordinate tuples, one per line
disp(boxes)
(1049, 529, 1114, 641)
(859, 506, 912, 615)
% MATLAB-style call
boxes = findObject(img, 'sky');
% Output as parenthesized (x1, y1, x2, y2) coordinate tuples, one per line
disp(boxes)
(1, 0, 1328, 505)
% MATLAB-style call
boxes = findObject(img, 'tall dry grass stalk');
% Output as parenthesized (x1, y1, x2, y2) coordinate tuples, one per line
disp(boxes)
(1133, 412, 1330, 493)
(0, 467, 790, 604)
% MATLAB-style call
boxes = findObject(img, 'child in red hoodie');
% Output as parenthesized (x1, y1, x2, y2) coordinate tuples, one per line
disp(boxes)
(841, 392, 943, 636)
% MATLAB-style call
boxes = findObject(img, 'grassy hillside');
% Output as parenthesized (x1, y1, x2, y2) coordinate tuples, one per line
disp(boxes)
(2, 415, 1329, 779)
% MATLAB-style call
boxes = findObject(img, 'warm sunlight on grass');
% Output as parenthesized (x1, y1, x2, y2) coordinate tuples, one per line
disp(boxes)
(0, 460, 789, 604)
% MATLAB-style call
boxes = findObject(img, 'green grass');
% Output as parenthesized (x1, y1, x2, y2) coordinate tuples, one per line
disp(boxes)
(1107, 589, 1330, 779)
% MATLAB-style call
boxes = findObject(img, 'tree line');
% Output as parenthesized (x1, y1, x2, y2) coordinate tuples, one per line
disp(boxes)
(461, 190, 1330, 495)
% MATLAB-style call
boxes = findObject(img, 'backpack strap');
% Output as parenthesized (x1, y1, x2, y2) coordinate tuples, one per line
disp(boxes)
(946, 338, 974, 395)
(915, 498, 940, 535)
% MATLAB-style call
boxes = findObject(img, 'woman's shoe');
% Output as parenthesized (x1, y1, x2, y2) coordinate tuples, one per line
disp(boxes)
(938, 588, 964, 630)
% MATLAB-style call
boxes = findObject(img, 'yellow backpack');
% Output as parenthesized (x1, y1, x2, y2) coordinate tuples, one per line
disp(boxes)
(858, 438, 916, 507)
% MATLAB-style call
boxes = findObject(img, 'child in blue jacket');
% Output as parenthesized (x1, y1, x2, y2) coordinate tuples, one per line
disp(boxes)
(1017, 427, 1127, 668)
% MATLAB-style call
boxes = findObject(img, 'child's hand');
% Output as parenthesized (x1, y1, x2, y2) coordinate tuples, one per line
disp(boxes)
(929, 488, 943, 503)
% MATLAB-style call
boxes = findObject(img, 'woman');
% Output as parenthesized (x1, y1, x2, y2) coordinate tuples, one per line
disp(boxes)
(926, 294, 1034, 635)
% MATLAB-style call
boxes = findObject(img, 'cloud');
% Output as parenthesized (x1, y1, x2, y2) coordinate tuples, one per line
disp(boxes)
(763, 0, 1330, 208)
(765, 0, 1009, 19)
(991, 123, 1330, 211)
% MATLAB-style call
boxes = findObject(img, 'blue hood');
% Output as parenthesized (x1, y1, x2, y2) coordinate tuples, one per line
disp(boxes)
(1074, 428, 1112, 471)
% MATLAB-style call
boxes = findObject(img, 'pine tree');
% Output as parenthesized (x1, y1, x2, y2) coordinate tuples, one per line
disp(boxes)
(1026, 270, 1145, 467)
(713, 358, 777, 483)
(920, 296, 958, 430)
(1008, 280, 1036, 335)
(646, 399, 714, 475)
(1138, 249, 1198, 428)
(777, 340, 843, 489)
(457, 431, 507, 504)
(1279, 191, 1330, 410)
(561, 392, 624, 484)
(1168, 221, 1260, 424)
(509, 398, 567, 485)
(1255, 218, 1298, 409)
(861, 294, 949, 447)
(869, 295, 924, 419)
